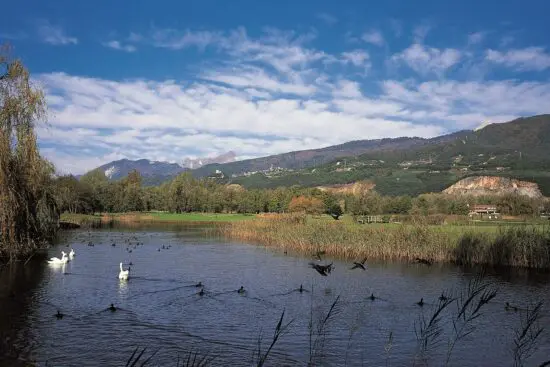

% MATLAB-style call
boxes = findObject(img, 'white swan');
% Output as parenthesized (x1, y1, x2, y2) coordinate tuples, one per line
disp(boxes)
(69, 249, 75, 259)
(48, 251, 68, 265)
(119, 262, 130, 280)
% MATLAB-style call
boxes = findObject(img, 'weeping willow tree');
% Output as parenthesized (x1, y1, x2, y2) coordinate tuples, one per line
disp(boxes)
(0, 44, 59, 263)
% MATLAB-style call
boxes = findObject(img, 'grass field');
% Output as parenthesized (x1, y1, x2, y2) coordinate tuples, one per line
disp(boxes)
(60, 212, 256, 225)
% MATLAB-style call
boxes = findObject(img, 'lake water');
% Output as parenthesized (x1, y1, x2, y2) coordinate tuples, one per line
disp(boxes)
(1, 225, 550, 366)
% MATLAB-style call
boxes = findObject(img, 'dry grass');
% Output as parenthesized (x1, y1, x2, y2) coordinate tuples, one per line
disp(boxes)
(220, 214, 550, 268)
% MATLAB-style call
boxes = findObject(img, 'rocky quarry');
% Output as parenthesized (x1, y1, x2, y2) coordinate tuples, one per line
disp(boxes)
(443, 176, 543, 198)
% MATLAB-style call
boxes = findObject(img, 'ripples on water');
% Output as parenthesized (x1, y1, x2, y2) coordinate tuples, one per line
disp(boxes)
(1, 226, 550, 366)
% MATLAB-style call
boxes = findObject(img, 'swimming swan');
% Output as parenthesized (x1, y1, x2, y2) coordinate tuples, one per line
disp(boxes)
(48, 251, 68, 265)
(119, 262, 130, 280)
(69, 249, 75, 259)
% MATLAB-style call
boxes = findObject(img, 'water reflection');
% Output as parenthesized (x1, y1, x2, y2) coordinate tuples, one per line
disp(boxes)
(118, 279, 129, 297)
(0, 260, 46, 366)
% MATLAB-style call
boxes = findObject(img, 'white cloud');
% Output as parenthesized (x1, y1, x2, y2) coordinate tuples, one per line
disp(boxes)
(391, 43, 461, 76)
(148, 28, 221, 50)
(202, 66, 316, 96)
(38, 72, 448, 174)
(35, 26, 550, 174)
(36, 20, 77, 45)
(381, 79, 550, 128)
(467, 32, 485, 45)
(361, 30, 384, 46)
(332, 80, 363, 99)
(413, 24, 431, 43)
(341, 50, 370, 67)
(102, 40, 136, 52)
(316, 13, 338, 25)
(485, 47, 550, 71)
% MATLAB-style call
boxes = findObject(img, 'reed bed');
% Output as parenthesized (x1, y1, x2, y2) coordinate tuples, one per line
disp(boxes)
(220, 214, 550, 269)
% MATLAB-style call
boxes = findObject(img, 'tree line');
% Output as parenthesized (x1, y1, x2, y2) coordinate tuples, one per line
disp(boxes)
(53, 169, 550, 219)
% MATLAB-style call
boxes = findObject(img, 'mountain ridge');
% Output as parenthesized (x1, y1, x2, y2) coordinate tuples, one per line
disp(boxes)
(81, 114, 550, 196)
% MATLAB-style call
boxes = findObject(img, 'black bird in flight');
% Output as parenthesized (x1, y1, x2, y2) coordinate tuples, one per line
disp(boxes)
(309, 262, 334, 276)
(350, 257, 368, 270)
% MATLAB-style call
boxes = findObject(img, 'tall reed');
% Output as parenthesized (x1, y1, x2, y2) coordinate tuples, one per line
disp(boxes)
(220, 215, 550, 268)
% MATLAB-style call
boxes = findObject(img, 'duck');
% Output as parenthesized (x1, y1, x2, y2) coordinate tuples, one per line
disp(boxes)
(417, 298, 424, 307)
(505, 302, 518, 312)
(48, 251, 68, 265)
(309, 262, 334, 276)
(369, 293, 376, 301)
(108, 303, 117, 312)
(198, 288, 205, 296)
(194, 282, 203, 288)
(237, 286, 245, 294)
(55, 310, 64, 319)
(118, 262, 130, 280)
(415, 258, 432, 266)
(350, 257, 368, 270)
(439, 293, 448, 301)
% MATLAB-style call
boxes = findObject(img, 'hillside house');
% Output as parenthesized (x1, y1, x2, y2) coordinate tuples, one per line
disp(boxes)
(468, 204, 500, 219)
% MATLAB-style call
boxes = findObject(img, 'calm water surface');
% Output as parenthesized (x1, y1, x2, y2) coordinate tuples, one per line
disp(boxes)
(1, 225, 550, 366)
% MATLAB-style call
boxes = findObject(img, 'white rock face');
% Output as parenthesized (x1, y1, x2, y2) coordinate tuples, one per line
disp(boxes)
(104, 165, 119, 179)
(443, 176, 543, 198)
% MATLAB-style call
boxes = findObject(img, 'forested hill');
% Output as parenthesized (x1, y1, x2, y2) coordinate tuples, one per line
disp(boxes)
(83, 114, 550, 196)
(221, 115, 550, 196)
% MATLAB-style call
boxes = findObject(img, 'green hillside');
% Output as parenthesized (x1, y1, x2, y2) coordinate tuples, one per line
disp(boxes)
(222, 115, 550, 196)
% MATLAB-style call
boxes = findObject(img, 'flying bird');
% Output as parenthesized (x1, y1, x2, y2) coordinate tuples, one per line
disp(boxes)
(350, 257, 368, 270)
(309, 262, 334, 276)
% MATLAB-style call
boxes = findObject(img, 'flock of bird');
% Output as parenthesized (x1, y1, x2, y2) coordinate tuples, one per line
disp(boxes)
(46, 232, 524, 321)
(47, 249, 75, 265)
(306, 251, 525, 312)
(48, 247, 130, 280)
(307, 251, 436, 306)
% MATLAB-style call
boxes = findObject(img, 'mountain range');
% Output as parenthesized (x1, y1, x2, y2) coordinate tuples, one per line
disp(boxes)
(83, 115, 550, 196)
(94, 151, 237, 182)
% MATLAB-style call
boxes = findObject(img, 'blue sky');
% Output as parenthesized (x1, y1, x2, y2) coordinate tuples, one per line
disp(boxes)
(2, 0, 550, 174)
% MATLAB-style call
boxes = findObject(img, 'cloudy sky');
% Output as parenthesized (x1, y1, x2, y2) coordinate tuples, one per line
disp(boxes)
(2, 0, 550, 174)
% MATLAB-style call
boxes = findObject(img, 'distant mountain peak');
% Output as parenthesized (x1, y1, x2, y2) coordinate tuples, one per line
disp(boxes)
(181, 151, 236, 169)
(104, 165, 119, 179)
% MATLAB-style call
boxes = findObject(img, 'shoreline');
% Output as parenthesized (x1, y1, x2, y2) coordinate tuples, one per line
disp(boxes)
(58, 212, 550, 269)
